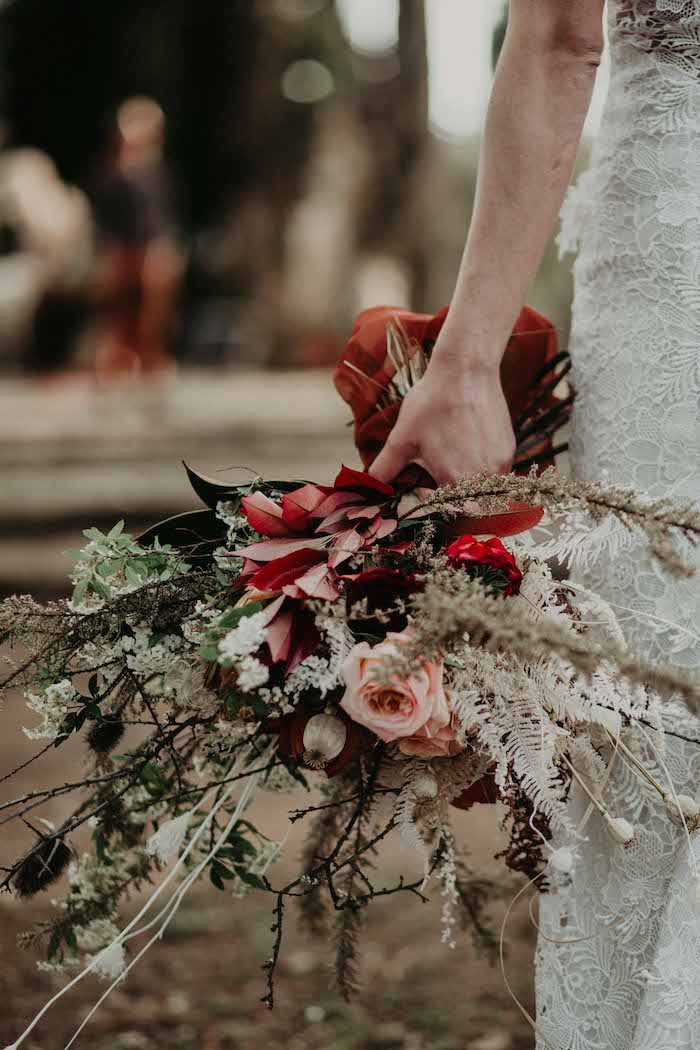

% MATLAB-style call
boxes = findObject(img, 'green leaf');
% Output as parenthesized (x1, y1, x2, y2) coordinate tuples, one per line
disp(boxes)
(198, 644, 220, 663)
(234, 869, 266, 891)
(82, 527, 106, 541)
(183, 462, 248, 510)
(47, 927, 63, 961)
(90, 577, 111, 600)
(108, 520, 126, 539)
(225, 832, 257, 858)
(88, 674, 99, 698)
(72, 580, 88, 605)
(210, 866, 225, 891)
(139, 762, 168, 796)
(73, 709, 89, 731)
(125, 564, 144, 588)
(64, 926, 78, 950)
(218, 601, 264, 630)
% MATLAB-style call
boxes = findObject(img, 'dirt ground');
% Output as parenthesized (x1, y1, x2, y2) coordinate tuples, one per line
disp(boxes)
(0, 688, 538, 1050)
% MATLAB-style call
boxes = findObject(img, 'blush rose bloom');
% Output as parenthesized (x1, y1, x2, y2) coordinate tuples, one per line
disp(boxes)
(339, 633, 460, 758)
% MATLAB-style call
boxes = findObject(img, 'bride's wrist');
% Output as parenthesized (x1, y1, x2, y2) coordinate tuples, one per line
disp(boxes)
(427, 345, 502, 386)
(428, 321, 504, 381)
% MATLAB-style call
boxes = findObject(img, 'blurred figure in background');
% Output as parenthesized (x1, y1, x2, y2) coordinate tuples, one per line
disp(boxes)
(91, 97, 183, 395)
(0, 145, 94, 374)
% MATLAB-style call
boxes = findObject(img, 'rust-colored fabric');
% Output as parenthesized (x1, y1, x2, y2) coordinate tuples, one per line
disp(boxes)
(333, 304, 559, 484)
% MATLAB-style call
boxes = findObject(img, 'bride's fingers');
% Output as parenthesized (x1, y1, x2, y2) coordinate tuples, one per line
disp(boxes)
(369, 439, 411, 483)
(418, 452, 461, 488)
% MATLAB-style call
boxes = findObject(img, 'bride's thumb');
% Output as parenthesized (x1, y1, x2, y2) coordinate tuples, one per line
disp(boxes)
(369, 439, 409, 485)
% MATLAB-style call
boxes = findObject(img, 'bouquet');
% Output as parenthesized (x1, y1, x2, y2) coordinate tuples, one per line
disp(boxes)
(3, 306, 700, 1048)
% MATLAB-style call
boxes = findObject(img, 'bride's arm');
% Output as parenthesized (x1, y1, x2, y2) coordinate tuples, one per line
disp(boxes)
(370, 0, 605, 485)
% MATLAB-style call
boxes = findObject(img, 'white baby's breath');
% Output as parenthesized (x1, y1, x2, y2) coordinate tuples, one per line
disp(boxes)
(218, 612, 267, 664)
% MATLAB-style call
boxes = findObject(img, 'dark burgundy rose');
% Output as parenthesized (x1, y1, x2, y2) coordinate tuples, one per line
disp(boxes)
(445, 535, 522, 597)
(450, 769, 500, 811)
(345, 567, 419, 636)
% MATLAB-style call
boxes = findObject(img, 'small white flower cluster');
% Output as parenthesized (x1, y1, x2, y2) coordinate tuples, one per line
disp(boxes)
(76, 918, 127, 979)
(437, 831, 459, 950)
(67, 848, 143, 904)
(122, 626, 183, 676)
(284, 609, 354, 699)
(120, 783, 167, 826)
(258, 684, 293, 715)
(34, 914, 126, 980)
(23, 678, 78, 740)
(284, 655, 333, 698)
(76, 917, 121, 953)
(236, 655, 269, 692)
(213, 546, 242, 576)
(218, 611, 267, 665)
(182, 601, 221, 644)
(68, 590, 107, 615)
(216, 500, 249, 544)
(75, 639, 120, 673)
(203, 718, 259, 757)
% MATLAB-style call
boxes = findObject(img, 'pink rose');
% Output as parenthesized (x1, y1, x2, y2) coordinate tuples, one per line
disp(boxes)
(398, 719, 462, 759)
(339, 633, 459, 756)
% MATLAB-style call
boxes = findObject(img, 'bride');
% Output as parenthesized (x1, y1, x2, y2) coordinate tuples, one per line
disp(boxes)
(371, 2, 700, 1048)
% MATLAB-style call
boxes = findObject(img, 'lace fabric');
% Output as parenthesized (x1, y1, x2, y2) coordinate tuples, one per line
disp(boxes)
(536, 2, 700, 1048)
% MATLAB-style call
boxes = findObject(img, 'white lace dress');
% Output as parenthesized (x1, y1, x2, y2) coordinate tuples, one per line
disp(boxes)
(535, 3, 700, 1048)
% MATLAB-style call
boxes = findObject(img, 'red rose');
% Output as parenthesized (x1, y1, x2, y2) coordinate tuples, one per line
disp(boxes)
(445, 535, 522, 597)
(345, 568, 419, 636)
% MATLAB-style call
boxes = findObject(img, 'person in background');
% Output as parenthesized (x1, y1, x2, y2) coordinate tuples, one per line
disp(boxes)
(91, 97, 183, 396)
(0, 146, 94, 374)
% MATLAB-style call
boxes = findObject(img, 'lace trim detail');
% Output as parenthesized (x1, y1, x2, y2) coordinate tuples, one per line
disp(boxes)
(539, 2, 700, 1048)
(617, 0, 700, 76)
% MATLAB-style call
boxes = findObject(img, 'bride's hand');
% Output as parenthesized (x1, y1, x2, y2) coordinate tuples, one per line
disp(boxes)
(369, 361, 516, 487)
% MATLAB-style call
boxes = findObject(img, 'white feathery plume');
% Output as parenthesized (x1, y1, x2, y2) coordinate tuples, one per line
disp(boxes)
(146, 811, 192, 862)
(91, 940, 127, 981)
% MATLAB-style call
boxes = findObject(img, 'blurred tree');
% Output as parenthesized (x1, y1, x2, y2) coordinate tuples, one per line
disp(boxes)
(352, 0, 431, 310)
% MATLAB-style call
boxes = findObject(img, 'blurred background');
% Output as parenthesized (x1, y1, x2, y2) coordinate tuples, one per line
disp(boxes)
(0, 2, 609, 1047)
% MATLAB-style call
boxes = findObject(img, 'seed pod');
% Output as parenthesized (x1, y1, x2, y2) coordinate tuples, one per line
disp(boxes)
(302, 713, 348, 770)
(13, 837, 72, 898)
(409, 769, 439, 801)
(664, 793, 700, 832)
(603, 814, 635, 846)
